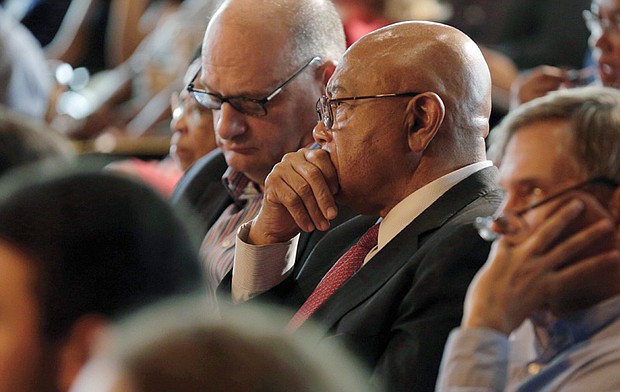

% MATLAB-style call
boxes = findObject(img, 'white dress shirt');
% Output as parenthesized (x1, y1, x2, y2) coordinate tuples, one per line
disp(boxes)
(232, 161, 493, 302)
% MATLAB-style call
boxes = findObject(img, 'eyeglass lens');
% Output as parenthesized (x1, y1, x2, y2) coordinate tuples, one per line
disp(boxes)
(316, 96, 334, 129)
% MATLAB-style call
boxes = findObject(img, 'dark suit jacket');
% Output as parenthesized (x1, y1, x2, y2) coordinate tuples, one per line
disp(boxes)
(171, 149, 230, 238)
(171, 148, 357, 267)
(261, 166, 503, 392)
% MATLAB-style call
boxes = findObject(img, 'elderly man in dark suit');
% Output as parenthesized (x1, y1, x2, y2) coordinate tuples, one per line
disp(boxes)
(231, 21, 503, 391)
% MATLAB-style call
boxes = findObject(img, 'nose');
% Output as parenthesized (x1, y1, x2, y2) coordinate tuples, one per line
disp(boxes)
(214, 102, 247, 140)
(170, 107, 187, 135)
(312, 120, 333, 147)
(592, 29, 611, 53)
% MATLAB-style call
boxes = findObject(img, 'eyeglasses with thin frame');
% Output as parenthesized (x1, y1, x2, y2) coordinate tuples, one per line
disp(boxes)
(474, 176, 619, 242)
(583, 9, 620, 35)
(186, 56, 321, 117)
(315, 92, 422, 130)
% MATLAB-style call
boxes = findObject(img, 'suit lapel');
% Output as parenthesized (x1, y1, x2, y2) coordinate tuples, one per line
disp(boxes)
(311, 167, 499, 329)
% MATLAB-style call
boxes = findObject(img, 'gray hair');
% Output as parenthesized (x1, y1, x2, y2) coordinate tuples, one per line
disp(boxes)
(286, 0, 346, 64)
(74, 297, 375, 392)
(488, 86, 620, 182)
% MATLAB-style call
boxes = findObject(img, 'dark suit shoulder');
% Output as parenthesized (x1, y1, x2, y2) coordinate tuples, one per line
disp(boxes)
(170, 149, 231, 237)
(170, 149, 227, 206)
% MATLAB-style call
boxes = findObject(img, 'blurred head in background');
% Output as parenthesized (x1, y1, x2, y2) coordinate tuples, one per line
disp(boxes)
(0, 168, 204, 392)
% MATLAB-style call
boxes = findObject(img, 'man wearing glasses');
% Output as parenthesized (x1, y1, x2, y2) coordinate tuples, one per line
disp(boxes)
(512, 0, 620, 107)
(230, 21, 502, 391)
(171, 0, 352, 299)
(436, 86, 620, 391)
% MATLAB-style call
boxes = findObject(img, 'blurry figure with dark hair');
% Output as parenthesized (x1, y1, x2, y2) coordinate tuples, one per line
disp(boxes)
(0, 167, 204, 392)
(105, 58, 217, 196)
(71, 297, 375, 392)
(0, 106, 74, 177)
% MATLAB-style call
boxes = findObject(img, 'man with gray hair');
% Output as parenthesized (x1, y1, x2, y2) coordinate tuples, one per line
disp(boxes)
(437, 86, 620, 391)
(171, 0, 353, 299)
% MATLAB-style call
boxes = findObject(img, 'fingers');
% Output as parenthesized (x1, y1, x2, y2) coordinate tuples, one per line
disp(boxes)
(264, 149, 338, 232)
(520, 199, 585, 254)
(543, 218, 615, 271)
(546, 249, 620, 315)
(511, 66, 567, 106)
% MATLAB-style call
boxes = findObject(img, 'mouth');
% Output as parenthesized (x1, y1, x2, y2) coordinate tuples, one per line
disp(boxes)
(221, 144, 257, 154)
(173, 146, 192, 160)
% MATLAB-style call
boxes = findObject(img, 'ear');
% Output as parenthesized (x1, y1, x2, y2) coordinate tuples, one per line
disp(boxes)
(317, 59, 337, 88)
(404, 92, 445, 153)
(56, 314, 108, 392)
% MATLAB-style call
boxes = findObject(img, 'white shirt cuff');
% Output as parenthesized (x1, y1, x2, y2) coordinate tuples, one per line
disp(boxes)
(232, 221, 298, 303)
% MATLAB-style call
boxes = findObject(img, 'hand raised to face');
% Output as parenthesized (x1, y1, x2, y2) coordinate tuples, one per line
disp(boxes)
(462, 193, 620, 335)
(248, 148, 340, 245)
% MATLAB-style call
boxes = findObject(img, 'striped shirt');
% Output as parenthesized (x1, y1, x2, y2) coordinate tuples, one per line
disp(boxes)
(200, 168, 262, 299)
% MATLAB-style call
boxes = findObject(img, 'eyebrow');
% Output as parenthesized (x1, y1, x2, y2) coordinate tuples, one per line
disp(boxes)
(200, 80, 281, 100)
(200, 65, 286, 99)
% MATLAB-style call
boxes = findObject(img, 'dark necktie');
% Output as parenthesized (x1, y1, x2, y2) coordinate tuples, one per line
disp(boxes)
(287, 223, 380, 331)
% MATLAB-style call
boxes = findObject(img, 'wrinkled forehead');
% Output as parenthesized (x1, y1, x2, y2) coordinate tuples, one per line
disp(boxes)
(201, 18, 292, 90)
(327, 46, 395, 96)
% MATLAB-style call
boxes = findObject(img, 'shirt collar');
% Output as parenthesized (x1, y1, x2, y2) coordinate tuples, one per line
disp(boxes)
(222, 168, 262, 206)
(378, 160, 493, 250)
(532, 294, 620, 363)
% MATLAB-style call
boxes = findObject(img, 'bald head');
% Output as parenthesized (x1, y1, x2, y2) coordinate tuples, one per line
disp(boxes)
(198, 0, 344, 184)
(340, 21, 491, 156)
(205, 0, 345, 65)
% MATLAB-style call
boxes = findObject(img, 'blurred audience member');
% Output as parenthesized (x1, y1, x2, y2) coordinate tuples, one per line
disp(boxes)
(0, 106, 74, 176)
(106, 58, 216, 196)
(50, 0, 221, 140)
(70, 297, 374, 392)
(437, 86, 620, 391)
(0, 5, 52, 118)
(168, 59, 217, 171)
(0, 168, 204, 392)
(510, 0, 619, 108)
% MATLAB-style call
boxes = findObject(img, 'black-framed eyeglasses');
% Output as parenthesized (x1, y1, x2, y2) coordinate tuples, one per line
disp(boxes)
(583, 9, 620, 35)
(186, 56, 321, 117)
(474, 176, 619, 242)
(315, 92, 422, 130)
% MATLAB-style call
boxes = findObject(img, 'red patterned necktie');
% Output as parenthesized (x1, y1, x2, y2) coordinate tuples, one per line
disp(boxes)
(287, 223, 380, 331)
